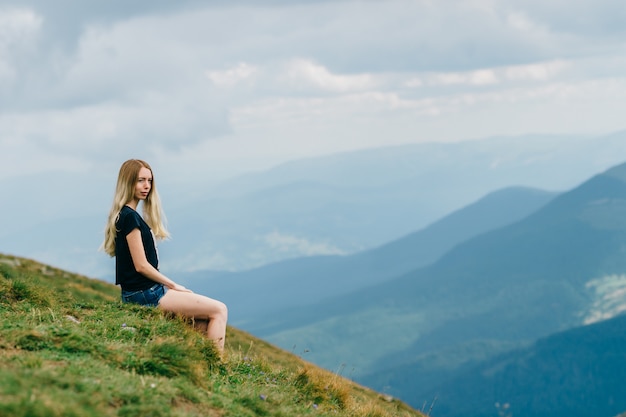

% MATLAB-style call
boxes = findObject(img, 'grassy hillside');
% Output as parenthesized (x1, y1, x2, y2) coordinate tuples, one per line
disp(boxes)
(0, 253, 423, 417)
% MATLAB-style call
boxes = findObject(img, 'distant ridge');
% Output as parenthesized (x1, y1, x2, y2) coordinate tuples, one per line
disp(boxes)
(430, 313, 626, 417)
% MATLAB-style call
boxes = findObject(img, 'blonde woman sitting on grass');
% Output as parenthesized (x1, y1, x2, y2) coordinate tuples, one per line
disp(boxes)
(102, 159, 228, 356)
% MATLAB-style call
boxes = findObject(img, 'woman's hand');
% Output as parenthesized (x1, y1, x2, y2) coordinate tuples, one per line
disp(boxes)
(170, 283, 193, 293)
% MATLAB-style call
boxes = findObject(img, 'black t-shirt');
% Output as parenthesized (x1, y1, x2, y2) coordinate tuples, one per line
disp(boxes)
(115, 205, 159, 291)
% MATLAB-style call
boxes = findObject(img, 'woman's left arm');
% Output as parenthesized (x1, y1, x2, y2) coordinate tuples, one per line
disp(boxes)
(126, 228, 192, 292)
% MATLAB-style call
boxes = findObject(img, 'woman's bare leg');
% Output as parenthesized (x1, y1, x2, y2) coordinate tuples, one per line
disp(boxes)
(158, 291, 228, 354)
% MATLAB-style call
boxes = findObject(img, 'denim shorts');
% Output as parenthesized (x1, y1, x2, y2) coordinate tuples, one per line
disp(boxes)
(121, 283, 166, 307)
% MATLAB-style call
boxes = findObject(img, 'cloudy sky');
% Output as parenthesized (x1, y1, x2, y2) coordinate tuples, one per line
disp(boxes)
(2, 0, 626, 183)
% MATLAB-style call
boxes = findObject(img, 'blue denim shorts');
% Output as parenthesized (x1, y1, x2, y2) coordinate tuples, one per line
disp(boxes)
(121, 283, 166, 307)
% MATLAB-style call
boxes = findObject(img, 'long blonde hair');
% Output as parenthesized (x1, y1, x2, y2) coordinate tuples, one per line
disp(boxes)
(102, 159, 170, 257)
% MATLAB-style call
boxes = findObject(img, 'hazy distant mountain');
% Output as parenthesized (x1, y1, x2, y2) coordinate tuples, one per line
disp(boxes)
(249, 161, 626, 409)
(164, 132, 626, 272)
(428, 313, 626, 417)
(179, 186, 557, 326)
(2, 132, 626, 279)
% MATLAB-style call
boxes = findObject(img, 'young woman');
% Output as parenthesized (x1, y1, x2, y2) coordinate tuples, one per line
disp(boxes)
(103, 159, 228, 355)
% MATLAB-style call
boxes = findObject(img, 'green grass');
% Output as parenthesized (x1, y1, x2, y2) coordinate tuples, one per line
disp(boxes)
(0, 254, 423, 417)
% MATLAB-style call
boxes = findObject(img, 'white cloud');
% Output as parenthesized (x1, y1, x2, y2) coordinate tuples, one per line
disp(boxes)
(432, 69, 499, 86)
(284, 59, 376, 92)
(405, 77, 423, 88)
(504, 60, 569, 81)
(0, 7, 42, 50)
(424, 60, 569, 87)
(0, 95, 228, 158)
(263, 231, 346, 257)
(0, 7, 42, 83)
(506, 11, 545, 33)
(206, 62, 258, 87)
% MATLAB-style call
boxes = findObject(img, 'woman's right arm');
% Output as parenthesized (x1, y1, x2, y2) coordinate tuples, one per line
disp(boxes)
(126, 228, 191, 292)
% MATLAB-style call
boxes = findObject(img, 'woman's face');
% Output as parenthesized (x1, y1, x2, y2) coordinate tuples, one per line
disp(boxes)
(134, 167, 153, 201)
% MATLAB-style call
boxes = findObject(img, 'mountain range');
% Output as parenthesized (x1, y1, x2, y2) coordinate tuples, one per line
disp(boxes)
(162, 132, 626, 273)
(190, 160, 626, 413)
